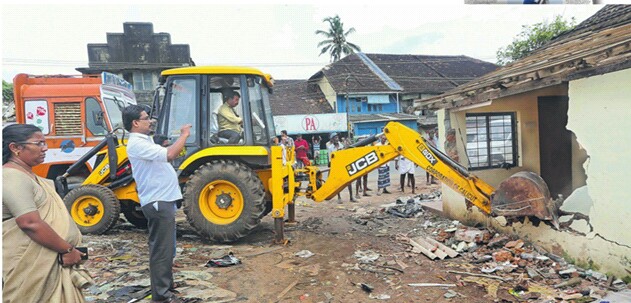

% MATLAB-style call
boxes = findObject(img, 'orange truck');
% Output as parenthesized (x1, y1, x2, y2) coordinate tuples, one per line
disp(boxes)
(13, 72, 137, 180)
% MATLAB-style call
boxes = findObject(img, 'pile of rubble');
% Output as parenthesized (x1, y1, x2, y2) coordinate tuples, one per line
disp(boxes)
(408, 221, 630, 302)
(384, 191, 441, 218)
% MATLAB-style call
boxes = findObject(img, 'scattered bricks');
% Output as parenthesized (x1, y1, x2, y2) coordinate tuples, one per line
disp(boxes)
(487, 235, 510, 248)
(455, 228, 491, 244)
(504, 239, 524, 249)
(492, 250, 513, 262)
(436, 229, 452, 242)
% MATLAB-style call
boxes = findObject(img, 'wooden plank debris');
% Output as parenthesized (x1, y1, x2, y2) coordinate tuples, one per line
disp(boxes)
(408, 283, 457, 287)
(277, 281, 298, 299)
(447, 270, 510, 282)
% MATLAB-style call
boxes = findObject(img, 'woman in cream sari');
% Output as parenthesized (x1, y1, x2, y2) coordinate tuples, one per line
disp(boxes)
(3, 124, 93, 303)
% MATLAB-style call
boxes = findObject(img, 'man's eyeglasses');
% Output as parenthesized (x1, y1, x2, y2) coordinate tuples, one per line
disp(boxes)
(19, 141, 48, 147)
(137, 116, 151, 121)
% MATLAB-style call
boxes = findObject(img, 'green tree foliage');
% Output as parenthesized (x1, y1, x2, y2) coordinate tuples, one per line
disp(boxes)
(496, 15, 576, 66)
(316, 15, 361, 63)
(2, 80, 13, 103)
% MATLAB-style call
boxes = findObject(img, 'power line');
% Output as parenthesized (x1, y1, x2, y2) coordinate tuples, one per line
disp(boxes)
(3, 55, 498, 68)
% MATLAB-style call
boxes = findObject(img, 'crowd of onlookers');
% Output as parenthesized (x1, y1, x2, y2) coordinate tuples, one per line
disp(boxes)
(273, 130, 439, 203)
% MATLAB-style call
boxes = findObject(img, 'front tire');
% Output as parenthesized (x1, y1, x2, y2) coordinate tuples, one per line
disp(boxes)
(183, 160, 265, 242)
(64, 184, 120, 234)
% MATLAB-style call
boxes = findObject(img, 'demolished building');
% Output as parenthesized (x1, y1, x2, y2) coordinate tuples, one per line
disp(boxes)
(415, 5, 631, 277)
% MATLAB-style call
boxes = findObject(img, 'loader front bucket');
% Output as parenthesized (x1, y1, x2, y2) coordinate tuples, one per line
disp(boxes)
(491, 171, 559, 228)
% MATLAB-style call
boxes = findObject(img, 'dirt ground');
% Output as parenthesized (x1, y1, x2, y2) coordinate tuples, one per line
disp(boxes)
(81, 175, 617, 303)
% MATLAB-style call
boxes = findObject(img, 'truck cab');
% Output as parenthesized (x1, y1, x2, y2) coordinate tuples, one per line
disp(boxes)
(13, 72, 137, 179)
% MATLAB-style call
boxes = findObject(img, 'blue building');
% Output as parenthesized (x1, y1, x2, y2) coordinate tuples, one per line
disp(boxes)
(308, 53, 497, 137)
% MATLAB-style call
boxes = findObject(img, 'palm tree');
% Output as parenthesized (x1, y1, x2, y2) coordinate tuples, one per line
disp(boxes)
(315, 15, 361, 63)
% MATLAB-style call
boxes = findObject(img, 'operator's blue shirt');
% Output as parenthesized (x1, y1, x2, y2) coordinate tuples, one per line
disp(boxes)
(127, 132, 182, 207)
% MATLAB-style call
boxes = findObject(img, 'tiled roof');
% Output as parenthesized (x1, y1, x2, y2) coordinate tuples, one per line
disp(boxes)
(419, 5, 631, 110)
(311, 53, 497, 95)
(269, 80, 334, 116)
(367, 54, 497, 94)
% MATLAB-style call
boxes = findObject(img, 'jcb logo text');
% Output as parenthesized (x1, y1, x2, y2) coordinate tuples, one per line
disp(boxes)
(421, 148, 438, 166)
(346, 151, 379, 176)
(99, 163, 110, 176)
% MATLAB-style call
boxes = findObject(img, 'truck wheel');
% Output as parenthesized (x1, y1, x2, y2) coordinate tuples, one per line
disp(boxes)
(122, 201, 148, 229)
(64, 184, 120, 234)
(183, 159, 265, 242)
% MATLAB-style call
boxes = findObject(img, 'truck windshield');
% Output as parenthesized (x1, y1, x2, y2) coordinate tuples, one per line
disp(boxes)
(102, 96, 126, 132)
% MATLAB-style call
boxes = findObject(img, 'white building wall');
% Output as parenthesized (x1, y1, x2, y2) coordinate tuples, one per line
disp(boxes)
(317, 77, 338, 110)
(567, 68, 631, 247)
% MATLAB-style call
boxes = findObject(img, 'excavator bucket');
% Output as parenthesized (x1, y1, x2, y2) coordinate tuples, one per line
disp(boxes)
(491, 171, 559, 228)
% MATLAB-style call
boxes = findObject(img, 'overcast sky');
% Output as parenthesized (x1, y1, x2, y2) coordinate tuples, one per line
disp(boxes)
(2, 1, 604, 82)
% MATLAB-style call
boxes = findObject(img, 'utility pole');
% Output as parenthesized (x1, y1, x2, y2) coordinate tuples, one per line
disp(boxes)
(345, 74, 351, 140)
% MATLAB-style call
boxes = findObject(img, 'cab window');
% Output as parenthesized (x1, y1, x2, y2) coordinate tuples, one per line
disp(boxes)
(164, 78, 198, 144)
(247, 76, 270, 145)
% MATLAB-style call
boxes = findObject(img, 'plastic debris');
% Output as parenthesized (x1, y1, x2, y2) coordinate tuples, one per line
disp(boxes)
(444, 290, 458, 298)
(353, 250, 380, 263)
(360, 283, 374, 293)
(205, 252, 241, 267)
(295, 250, 315, 258)
(368, 293, 391, 300)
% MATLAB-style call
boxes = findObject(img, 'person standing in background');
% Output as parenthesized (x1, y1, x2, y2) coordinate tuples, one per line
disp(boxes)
(375, 134, 392, 196)
(326, 132, 357, 203)
(312, 135, 321, 163)
(294, 134, 310, 168)
(395, 155, 416, 194)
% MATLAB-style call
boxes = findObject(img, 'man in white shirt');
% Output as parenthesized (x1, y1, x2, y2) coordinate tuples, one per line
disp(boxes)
(123, 105, 191, 303)
(326, 132, 357, 203)
(395, 155, 416, 194)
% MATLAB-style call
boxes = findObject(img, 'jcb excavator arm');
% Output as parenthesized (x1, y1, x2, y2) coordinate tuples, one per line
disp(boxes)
(310, 122, 494, 214)
(268, 121, 557, 243)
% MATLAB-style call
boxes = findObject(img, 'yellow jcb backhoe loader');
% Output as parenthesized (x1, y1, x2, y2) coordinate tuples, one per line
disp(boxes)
(57, 66, 559, 241)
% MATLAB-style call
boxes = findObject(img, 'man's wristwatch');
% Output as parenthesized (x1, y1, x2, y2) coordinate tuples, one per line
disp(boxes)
(60, 246, 74, 254)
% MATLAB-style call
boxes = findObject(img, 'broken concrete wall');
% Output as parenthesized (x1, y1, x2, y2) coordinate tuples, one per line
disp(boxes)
(567, 67, 631, 249)
(439, 76, 631, 276)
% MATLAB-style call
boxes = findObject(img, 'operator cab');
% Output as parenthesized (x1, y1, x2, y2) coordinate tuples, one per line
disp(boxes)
(152, 67, 276, 166)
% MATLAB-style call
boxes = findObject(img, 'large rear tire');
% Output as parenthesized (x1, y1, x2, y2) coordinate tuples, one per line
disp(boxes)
(64, 184, 120, 234)
(183, 160, 266, 242)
